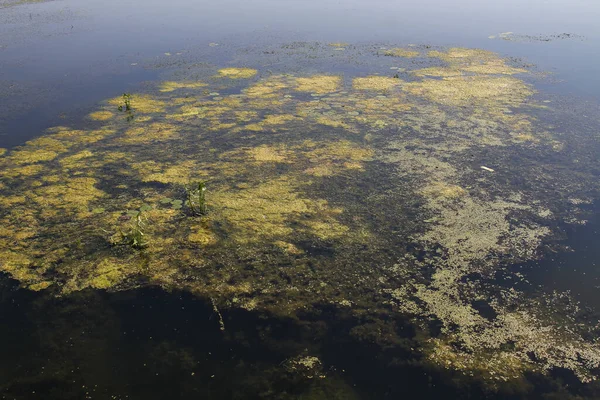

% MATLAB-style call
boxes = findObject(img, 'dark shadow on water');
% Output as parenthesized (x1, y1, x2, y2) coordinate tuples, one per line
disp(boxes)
(1, 275, 599, 399)
(0, 276, 470, 399)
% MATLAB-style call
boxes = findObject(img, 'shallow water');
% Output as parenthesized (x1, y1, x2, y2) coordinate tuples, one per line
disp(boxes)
(2, 0, 600, 399)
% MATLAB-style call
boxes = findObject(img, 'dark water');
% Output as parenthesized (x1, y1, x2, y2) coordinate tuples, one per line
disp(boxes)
(509, 201, 600, 310)
(0, 280, 448, 399)
(2, 0, 600, 399)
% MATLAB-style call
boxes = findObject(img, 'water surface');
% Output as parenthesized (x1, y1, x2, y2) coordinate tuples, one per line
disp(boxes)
(1, 1, 600, 399)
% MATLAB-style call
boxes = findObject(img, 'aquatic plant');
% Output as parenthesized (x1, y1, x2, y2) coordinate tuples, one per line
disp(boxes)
(160, 197, 183, 209)
(115, 211, 148, 249)
(118, 93, 132, 112)
(185, 181, 207, 216)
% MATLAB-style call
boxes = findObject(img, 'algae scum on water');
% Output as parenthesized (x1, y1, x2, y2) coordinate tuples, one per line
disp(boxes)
(3, 43, 600, 393)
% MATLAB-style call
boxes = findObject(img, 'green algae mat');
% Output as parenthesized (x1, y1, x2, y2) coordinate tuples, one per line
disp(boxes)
(2, 44, 600, 392)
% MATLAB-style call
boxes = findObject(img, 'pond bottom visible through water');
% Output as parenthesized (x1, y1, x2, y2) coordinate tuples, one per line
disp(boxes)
(0, 274, 595, 400)
(0, 278, 459, 400)
(1, 265, 600, 400)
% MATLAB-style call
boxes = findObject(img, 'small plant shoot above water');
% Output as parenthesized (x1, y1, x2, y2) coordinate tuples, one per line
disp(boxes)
(118, 93, 134, 121)
(118, 93, 132, 111)
(115, 210, 148, 249)
(185, 181, 207, 216)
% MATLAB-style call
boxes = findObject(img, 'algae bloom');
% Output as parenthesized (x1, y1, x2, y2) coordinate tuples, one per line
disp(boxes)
(1, 44, 600, 393)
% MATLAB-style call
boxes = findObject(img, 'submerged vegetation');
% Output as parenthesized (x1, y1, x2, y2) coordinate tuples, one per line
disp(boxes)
(2, 43, 600, 396)
(114, 210, 148, 249)
(118, 93, 132, 111)
(185, 181, 207, 216)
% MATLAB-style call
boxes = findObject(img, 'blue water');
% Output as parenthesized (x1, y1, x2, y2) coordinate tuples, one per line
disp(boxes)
(1, 0, 599, 148)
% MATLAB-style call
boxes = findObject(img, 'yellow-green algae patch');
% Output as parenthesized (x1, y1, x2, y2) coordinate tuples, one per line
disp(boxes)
(132, 160, 205, 184)
(211, 176, 349, 243)
(247, 145, 292, 163)
(32, 177, 106, 215)
(59, 150, 94, 169)
(405, 75, 534, 108)
(107, 94, 166, 113)
(120, 122, 179, 144)
(295, 75, 342, 94)
(411, 67, 465, 78)
(243, 75, 292, 98)
(384, 48, 419, 58)
(1, 136, 72, 166)
(8, 148, 58, 164)
(0, 251, 37, 285)
(217, 68, 258, 79)
(159, 81, 208, 92)
(88, 111, 114, 121)
(242, 114, 299, 132)
(88, 258, 129, 289)
(428, 47, 528, 75)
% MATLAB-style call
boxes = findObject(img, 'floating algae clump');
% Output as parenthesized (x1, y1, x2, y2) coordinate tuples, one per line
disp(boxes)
(159, 81, 208, 92)
(133, 160, 204, 184)
(8, 148, 59, 164)
(32, 177, 106, 215)
(383, 48, 419, 58)
(211, 176, 349, 243)
(59, 150, 94, 169)
(405, 75, 533, 108)
(88, 258, 128, 289)
(3, 136, 72, 165)
(243, 114, 298, 132)
(244, 75, 291, 98)
(427, 47, 527, 75)
(295, 75, 342, 94)
(0, 251, 35, 285)
(217, 68, 258, 79)
(247, 145, 292, 163)
(88, 111, 114, 121)
(422, 182, 467, 199)
(2, 44, 600, 391)
(411, 67, 465, 78)
(108, 94, 166, 113)
(188, 224, 217, 245)
(300, 140, 374, 176)
(120, 122, 179, 144)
